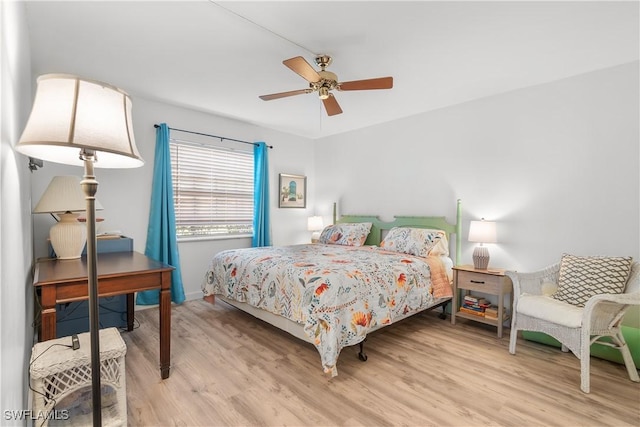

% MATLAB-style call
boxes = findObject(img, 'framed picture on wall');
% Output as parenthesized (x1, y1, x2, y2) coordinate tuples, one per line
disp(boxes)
(279, 173, 306, 208)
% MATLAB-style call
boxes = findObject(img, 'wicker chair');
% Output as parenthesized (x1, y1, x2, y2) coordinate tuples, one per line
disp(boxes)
(506, 261, 640, 393)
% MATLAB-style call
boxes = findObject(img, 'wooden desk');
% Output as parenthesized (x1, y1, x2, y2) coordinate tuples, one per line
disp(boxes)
(33, 251, 174, 379)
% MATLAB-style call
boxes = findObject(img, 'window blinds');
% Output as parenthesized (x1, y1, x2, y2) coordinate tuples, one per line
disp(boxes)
(169, 139, 254, 238)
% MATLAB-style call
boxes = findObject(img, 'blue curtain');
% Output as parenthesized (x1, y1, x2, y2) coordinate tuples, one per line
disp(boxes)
(252, 142, 271, 247)
(137, 123, 186, 305)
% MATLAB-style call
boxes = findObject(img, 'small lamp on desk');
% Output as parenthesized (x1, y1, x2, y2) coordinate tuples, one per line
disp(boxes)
(35, 175, 104, 259)
(15, 74, 144, 427)
(307, 216, 324, 243)
(468, 218, 497, 270)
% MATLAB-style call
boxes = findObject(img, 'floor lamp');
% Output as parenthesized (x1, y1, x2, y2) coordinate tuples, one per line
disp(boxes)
(16, 74, 144, 426)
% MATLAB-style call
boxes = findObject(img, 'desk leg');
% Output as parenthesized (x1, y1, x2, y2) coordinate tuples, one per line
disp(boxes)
(39, 286, 57, 341)
(159, 271, 172, 379)
(126, 293, 134, 331)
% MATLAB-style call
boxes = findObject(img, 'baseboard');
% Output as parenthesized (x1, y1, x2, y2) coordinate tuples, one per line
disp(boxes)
(133, 290, 203, 311)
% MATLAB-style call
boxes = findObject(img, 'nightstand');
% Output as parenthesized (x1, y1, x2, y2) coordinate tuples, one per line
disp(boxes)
(451, 265, 513, 338)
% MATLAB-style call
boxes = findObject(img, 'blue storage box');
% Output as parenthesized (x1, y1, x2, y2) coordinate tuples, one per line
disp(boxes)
(56, 296, 128, 338)
(48, 235, 133, 258)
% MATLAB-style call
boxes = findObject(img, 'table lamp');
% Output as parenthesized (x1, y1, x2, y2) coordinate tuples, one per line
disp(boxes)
(307, 216, 324, 243)
(468, 218, 497, 269)
(35, 175, 104, 259)
(15, 74, 144, 426)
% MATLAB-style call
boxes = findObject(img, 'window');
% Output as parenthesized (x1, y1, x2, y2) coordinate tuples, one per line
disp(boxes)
(169, 139, 254, 238)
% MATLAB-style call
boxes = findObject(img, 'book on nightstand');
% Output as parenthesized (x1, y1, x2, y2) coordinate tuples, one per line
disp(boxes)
(484, 306, 499, 319)
(463, 295, 490, 306)
(461, 304, 485, 312)
(459, 306, 485, 317)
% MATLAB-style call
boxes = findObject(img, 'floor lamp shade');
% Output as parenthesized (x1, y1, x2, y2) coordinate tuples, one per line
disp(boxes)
(34, 175, 104, 259)
(468, 219, 497, 270)
(15, 74, 143, 169)
(15, 74, 144, 427)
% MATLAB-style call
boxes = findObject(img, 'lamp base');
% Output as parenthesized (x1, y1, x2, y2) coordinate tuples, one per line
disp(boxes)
(50, 212, 87, 259)
(472, 246, 490, 270)
(310, 231, 321, 243)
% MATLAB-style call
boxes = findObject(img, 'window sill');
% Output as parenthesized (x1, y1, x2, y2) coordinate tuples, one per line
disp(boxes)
(177, 234, 252, 243)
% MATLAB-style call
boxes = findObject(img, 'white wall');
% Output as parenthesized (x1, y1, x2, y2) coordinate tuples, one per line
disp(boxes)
(315, 62, 639, 325)
(1, 1, 35, 423)
(29, 63, 639, 308)
(315, 62, 639, 271)
(31, 97, 315, 301)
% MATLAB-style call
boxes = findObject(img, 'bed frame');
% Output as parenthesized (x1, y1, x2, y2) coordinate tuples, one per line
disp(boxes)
(216, 199, 462, 363)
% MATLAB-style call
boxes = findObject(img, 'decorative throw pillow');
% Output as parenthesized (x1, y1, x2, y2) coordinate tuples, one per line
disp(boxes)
(380, 227, 449, 257)
(552, 254, 633, 307)
(318, 222, 372, 247)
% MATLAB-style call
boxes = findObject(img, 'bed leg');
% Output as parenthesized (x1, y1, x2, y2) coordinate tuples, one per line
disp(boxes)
(358, 339, 368, 362)
(438, 302, 448, 320)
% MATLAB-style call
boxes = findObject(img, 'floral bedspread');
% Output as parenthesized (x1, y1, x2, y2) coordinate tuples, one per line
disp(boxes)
(202, 244, 452, 376)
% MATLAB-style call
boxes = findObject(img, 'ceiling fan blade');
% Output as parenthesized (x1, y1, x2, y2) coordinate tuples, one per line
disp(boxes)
(338, 77, 393, 91)
(283, 56, 321, 83)
(322, 94, 343, 116)
(259, 89, 310, 101)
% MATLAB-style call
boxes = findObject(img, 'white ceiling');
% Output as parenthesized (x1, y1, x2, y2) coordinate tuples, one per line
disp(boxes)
(24, 1, 639, 140)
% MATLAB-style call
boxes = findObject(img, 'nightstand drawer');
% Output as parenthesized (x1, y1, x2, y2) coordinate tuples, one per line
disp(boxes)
(457, 270, 502, 292)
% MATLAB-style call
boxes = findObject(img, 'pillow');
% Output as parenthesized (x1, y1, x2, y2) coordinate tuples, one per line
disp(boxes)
(541, 282, 558, 296)
(379, 227, 449, 257)
(318, 222, 372, 247)
(552, 254, 633, 307)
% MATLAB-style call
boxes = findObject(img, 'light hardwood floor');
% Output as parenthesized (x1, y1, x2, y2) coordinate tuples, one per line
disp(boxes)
(123, 299, 640, 426)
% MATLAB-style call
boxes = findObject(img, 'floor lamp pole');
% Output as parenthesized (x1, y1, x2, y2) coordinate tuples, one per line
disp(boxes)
(81, 152, 102, 427)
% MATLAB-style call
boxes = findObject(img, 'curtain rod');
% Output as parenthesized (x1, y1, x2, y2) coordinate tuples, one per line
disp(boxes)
(153, 124, 273, 149)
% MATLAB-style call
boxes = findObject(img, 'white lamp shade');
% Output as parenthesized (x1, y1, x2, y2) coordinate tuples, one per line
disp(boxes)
(34, 175, 103, 213)
(468, 219, 497, 244)
(307, 216, 324, 231)
(15, 74, 144, 168)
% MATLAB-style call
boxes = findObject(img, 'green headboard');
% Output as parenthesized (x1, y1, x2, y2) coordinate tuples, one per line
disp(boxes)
(334, 199, 462, 265)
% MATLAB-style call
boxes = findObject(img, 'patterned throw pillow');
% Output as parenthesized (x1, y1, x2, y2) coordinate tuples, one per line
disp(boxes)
(552, 254, 633, 307)
(379, 227, 449, 257)
(318, 222, 372, 247)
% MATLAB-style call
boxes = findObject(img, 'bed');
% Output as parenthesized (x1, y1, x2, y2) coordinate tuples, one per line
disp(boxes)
(202, 200, 462, 376)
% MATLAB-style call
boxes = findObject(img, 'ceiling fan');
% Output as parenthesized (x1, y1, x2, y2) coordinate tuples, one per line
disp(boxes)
(259, 55, 393, 116)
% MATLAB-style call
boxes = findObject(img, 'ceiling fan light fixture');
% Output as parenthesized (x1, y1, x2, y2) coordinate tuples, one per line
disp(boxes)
(259, 55, 393, 117)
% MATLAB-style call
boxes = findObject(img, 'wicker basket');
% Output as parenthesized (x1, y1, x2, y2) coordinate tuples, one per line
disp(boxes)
(30, 327, 127, 426)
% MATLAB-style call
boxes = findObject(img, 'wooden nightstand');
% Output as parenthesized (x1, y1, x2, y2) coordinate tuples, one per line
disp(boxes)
(451, 265, 513, 338)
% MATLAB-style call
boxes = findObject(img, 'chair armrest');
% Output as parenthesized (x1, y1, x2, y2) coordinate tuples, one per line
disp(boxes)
(585, 291, 640, 308)
(583, 291, 640, 330)
(507, 262, 561, 298)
